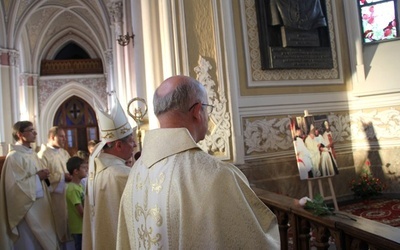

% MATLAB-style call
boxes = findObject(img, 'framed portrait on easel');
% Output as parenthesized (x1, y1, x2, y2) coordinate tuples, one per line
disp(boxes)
(290, 112, 339, 180)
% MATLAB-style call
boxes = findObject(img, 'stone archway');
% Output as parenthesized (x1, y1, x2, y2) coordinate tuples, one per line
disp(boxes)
(39, 81, 105, 146)
(53, 95, 99, 156)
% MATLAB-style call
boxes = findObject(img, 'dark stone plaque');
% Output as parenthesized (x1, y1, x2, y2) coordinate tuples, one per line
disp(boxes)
(255, 0, 334, 70)
(269, 47, 333, 69)
(281, 27, 320, 47)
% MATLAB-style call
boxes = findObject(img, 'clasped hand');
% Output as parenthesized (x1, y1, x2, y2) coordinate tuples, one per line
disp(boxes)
(37, 169, 50, 180)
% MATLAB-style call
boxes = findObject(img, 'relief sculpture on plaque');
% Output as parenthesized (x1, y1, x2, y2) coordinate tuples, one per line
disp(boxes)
(255, 0, 334, 69)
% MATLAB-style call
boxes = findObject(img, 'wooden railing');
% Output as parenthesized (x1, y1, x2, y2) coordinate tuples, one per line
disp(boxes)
(0, 156, 5, 178)
(253, 187, 400, 250)
(40, 59, 103, 75)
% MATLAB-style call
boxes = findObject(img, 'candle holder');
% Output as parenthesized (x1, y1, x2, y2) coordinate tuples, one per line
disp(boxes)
(117, 32, 135, 46)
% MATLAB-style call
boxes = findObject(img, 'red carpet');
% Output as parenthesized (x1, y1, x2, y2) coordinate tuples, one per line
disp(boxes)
(340, 198, 400, 227)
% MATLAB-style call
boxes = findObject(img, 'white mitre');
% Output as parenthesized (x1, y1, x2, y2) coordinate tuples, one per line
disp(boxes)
(95, 96, 133, 142)
(88, 95, 133, 206)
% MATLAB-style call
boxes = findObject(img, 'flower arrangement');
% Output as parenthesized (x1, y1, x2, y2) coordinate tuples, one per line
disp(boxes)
(350, 167, 386, 200)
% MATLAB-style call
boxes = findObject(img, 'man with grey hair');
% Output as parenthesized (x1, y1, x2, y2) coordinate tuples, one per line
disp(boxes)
(117, 75, 280, 249)
(82, 96, 137, 250)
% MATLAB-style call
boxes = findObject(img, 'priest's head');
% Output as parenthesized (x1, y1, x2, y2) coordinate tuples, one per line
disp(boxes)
(47, 126, 66, 149)
(153, 75, 213, 143)
(12, 121, 37, 146)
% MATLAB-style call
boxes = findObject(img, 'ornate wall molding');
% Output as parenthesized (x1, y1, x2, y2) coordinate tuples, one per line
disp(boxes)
(108, 0, 123, 35)
(242, 0, 343, 86)
(38, 76, 107, 112)
(108, 1, 123, 23)
(104, 50, 113, 66)
(38, 80, 106, 145)
(8, 50, 19, 67)
(195, 56, 231, 159)
(243, 107, 400, 158)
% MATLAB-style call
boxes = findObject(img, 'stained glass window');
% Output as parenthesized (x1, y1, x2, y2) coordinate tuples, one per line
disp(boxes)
(358, 0, 399, 44)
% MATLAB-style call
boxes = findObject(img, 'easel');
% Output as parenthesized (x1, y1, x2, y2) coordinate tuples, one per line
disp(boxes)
(307, 176, 339, 211)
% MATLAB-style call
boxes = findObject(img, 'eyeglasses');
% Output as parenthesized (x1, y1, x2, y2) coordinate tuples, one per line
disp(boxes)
(23, 128, 36, 133)
(188, 102, 214, 114)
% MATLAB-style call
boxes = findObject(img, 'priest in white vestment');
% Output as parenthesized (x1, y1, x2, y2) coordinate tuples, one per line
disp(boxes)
(82, 96, 137, 250)
(38, 126, 71, 244)
(304, 127, 321, 177)
(0, 121, 59, 249)
(117, 75, 280, 249)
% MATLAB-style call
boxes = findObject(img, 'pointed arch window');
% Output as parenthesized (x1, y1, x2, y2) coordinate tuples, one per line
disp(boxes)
(41, 42, 103, 75)
(53, 96, 99, 156)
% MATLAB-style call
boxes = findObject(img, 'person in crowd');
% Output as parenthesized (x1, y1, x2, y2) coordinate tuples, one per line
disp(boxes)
(75, 150, 89, 163)
(82, 96, 137, 250)
(315, 127, 336, 176)
(117, 75, 280, 249)
(322, 120, 336, 158)
(87, 140, 100, 155)
(37, 126, 72, 245)
(74, 150, 89, 193)
(125, 155, 134, 167)
(0, 121, 59, 249)
(304, 125, 321, 177)
(66, 156, 88, 250)
(322, 120, 339, 175)
(293, 126, 313, 179)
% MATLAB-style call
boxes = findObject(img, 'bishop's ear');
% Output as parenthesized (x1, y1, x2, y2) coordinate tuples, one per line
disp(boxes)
(191, 103, 203, 120)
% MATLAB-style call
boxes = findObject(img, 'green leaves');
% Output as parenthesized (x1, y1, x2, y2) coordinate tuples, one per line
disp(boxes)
(350, 169, 385, 199)
(304, 194, 334, 216)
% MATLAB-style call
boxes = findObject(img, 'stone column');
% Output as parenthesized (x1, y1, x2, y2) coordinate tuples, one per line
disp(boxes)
(9, 50, 20, 123)
(108, 1, 128, 108)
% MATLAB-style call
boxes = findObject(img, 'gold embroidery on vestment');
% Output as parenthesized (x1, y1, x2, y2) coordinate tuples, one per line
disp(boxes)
(151, 173, 165, 193)
(134, 171, 166, 249)
(136, 172, 143, 190)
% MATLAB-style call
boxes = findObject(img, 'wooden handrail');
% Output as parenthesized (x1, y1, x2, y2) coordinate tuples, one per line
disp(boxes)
(0, 156, 5, 178)
(253, 187, 400, 250)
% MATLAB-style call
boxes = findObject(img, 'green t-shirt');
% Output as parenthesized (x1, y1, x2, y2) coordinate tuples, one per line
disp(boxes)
(66, 182, 84, 234)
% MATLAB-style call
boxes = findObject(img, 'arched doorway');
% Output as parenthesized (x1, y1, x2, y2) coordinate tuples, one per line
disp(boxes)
(53, 96, 99, 156)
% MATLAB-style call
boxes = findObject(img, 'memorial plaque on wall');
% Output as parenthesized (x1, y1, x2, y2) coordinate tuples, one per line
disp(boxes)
(255, 0, 334, 70)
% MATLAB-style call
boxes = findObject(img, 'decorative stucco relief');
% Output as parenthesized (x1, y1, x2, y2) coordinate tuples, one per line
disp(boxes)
(38, 77, 107, 111)
(4, 0, 10, 22)
(243, 0, 340, 81)
(244, 117, 293, 154)
(74, 7, 102, 40)
(244, 108, 400, 155)
(8, 50, 19, 67)
(26, 8, 58, 51)
(349, 109, 400, 141)
(195, 56, 231, 159)
(46, 11, 92, 39)
(16, 0, 33, 23)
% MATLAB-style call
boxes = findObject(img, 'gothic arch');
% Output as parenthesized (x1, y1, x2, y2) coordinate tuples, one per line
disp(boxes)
(39, 81, 103, 144)
(34, 28, 104, 73)
(0, 3, 6, 47)
(44, 32, 99, 60)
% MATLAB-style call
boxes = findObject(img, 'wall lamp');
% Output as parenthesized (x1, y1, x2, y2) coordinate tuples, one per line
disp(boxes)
(117, 32, 135, 46)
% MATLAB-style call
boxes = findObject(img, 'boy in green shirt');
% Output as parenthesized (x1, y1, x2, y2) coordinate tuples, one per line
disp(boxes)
(66, 156, 88, 250)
